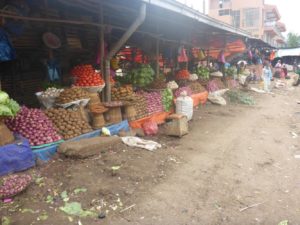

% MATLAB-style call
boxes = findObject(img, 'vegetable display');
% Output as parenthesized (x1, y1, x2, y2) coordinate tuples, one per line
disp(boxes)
(40, 87, 63, 98)
(174, 87, 192, 98)
(126, 94, 148, 120)
(0, 174, 32, 199)
(167, 81, 179, 90)
(0, 91, 20, 117)
(207, 79, 226, 93)
(138, 91, 163, 114)
(5, 106, 62, 146)
(195, 67, 210, 80)
(225, 67, 237, 77)
(56, 87, 89, 104)
(189, 82, 206, 94)
(128, 64, 154, 87)
(111, 85, 133, 101)
(147, 77, 167, 89)
(45, 108, 92, 140)
(162, 89, 174, 112)
(72, 64, 105, 87)
(175, 69, 190, 80)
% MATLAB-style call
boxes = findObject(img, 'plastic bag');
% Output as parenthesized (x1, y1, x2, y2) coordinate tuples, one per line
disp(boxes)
(142, 121, 158, 136)
(0, 135, 35, 176)
(0, 28, 16, 62)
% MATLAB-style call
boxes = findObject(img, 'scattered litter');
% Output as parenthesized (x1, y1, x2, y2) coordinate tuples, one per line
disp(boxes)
(278, 220, 288, 225)
(78, 220, 83, 225)
(250, 87, 265, 93)
(290, 132, 298, 138)
(74, 188, 87, 195)
(120, 204, 136, 213)
(1, 216, 10, 225)
(60, 191, 69, 202)
(21, 208, 36, 214)
(3, 198, 13, 203)
(98, 212, 106, 219)
(59, 202, 97, 217)
(46, 195, 54, 204)
(294, 155, 300, 159)
(239, 202, 265, 212)
(68, 216, 73, 222)
(37, 211, 48, 221)
(121, 137, 161, 151)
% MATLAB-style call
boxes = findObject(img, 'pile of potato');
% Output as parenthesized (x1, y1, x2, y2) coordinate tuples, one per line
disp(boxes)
(45, 108, 92, 140)
(112, 85, 133, 101)
(55, 87, 89, 104)
(189, 82, 206, 94)
(129, 94, 148, 120)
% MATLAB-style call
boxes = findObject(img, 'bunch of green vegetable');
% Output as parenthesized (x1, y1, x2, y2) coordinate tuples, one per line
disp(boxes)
(128, 64, 154, 87)
(225, 66, 237, 77)
(162, 88, 174, 112)
(0, 91, 20, 117)
(195, 66, 210, 80)
(226, 90, 255, 105)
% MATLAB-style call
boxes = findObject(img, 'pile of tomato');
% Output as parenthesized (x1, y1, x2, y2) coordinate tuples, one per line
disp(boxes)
(71, 64, 105, 87)
(175, 69, 190, 80)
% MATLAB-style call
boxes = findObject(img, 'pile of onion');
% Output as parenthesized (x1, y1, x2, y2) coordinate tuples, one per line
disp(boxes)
(5, 106, 62, 146)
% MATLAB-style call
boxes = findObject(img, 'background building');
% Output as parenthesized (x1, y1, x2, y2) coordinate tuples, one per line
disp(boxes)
(208, 0, 286, 47)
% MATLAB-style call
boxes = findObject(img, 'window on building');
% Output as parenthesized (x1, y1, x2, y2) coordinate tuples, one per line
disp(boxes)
(232, 10, 240, 28)
(243, 8, 260, 27)
(219, 9, 231, 16)
(219, 0, 230, 9)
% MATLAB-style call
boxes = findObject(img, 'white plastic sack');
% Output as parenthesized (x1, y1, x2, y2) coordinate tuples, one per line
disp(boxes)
(121, 136, 161, 151)
(210, 71, 223, 77)
(56, 98, 90, 108)
(208, 94, 226, 105)
(36, 92, 56, 109)
(189, 73, 198, 81)
(207, 89, 228, 106)
(176, 92, 193, 121)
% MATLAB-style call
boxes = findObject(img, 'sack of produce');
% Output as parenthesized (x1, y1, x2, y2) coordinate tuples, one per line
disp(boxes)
(142, 120, 158, 136)
(36, 87, 63, 109)
(167, 81, 178, 90)
(55, 87, 90, 107)
(0, 136, 35, 176)
(189, 73, 198, 81)
(5, 106, 62, 146)
(176, 92, 193, 121)
(0, 174, 32, 199)
(45, 108, 92, 140)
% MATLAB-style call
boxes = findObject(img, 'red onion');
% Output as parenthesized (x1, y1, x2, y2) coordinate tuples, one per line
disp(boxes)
(137, 91, 163, 114)
(5, 106, 62, 146)
(174, 87, 192, 98)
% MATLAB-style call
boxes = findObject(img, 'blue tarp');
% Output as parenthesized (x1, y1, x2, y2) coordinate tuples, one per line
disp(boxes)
(0, 136, 35, 176)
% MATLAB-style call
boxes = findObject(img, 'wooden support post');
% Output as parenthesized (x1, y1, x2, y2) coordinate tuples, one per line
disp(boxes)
(105, 59, 111, 101)
(156, 38, 160, 77)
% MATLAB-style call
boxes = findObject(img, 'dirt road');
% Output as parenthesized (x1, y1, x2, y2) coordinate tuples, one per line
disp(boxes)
(108, 89, 300, 225)
(2, 88, 300, 225)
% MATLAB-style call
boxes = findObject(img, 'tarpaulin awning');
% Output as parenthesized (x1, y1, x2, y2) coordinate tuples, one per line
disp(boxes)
(276, 48, 300, 57)
(208, 39, 246, 59)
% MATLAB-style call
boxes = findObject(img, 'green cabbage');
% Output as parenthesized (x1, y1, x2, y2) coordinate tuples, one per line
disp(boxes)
(0, 104, 13, 116)
(0, 91, 9, 104)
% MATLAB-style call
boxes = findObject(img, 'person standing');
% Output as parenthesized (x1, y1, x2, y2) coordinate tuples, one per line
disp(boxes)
(263, 61, 273, 92)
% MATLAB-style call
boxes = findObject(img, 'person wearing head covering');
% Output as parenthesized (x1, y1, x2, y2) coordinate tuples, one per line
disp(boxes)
(263, 61, 273, 92)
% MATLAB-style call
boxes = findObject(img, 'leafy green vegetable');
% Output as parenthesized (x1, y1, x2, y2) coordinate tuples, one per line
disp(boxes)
(226, 90, 255, 105)
(0, 91, 9, 104)
(74, 188, 87, 194)
(0, 91, 20, 117)
(195, 67, 210, 80)
(59, 202, 97, 217)
(128, 64, 154, 87)
(0, 104, 13, 116)
(162, 89, 174, 112)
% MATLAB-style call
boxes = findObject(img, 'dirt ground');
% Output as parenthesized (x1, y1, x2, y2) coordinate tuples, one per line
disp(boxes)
(2, 85, 300, 225)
